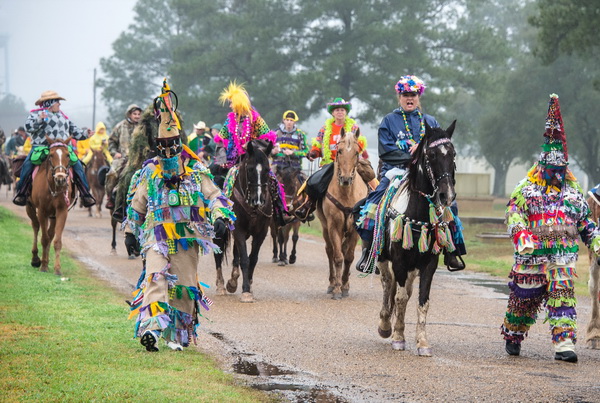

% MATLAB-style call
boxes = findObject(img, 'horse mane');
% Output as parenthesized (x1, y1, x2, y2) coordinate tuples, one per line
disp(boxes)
(407, 125, 448, 194)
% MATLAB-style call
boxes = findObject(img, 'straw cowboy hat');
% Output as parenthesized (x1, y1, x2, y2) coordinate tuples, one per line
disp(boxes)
(35, 90, 66, 106)
(193, 121, 207, 131)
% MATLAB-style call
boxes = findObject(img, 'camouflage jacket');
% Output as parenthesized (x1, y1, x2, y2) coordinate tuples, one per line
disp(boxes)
(108, 118, 138, 157)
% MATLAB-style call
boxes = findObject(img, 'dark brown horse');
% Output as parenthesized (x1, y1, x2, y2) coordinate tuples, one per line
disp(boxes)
(270, 162, 303, 266)
(586, 192, 600, 349)
(85, 148, 108, 218)
(217, 139, 273, 302)
(25, 138, 76, 275)
(376, 121, 457, 356)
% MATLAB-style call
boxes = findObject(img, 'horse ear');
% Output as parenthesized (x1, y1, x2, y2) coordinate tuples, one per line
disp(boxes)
(424, 120, 432, 133)
(354, 127, 360, 138)
(247, 140, 254, 154)
(445, 120, 457, 138)
(340, 127, 346, 139)
(265, 140, 273, 155)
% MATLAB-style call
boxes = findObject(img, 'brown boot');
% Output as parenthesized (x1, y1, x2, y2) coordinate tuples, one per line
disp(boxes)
(294, 198, 315, 222)
(444, 251, 465, 271)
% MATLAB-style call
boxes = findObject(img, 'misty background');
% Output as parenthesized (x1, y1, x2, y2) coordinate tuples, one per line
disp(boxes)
(1, 0, 599, 196)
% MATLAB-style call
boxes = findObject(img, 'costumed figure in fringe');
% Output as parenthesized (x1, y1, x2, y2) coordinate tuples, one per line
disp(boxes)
(214, 81, 290, 226)
(126, 79, 235, 352)
(293, 98, 377, 221)
(13, 90, 96, 207)
(354, 75, 466, 272)
(501, 94, 600, 363)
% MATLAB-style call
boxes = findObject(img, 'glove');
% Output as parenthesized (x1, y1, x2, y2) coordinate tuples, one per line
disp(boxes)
(124, 232, 139, 256)
(213, 218, 227, 239)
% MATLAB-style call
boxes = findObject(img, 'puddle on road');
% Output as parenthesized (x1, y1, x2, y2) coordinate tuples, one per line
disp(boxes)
(440, 271, 509, 296)
(232, 354, 347, 402)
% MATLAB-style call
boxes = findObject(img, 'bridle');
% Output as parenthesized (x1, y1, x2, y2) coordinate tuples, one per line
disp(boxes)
(46, 142, 71, 200)
(234, 147, 272, 218)
(416, 137, 455, 202)
(335, 138, 361, 186)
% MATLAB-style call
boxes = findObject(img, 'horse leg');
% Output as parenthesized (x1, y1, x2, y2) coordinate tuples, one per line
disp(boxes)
(326, 226, 344, 300)
(237, 237, 253, 302)
(321, 226, 336, 295)
(38, 215, 51, 272)
(270, 222, 278, 263)
(586, 259, 600, 349)
(27, 204, 41, 268)
(340, 229, 359, 297)
(52, 213, 67, 276)
(226, 242, 241, 294)
(289, 222, 300, 264)
(414, 259, 438, 356)
(213, 234, 227, 296)
(391, 269, 417, 351)
(278, 226, 288, 266)
(378, 261, 396, 338)
(110, 217, 117, 255)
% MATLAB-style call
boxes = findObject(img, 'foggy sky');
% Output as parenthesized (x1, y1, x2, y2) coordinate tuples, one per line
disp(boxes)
(0, 0, 136, 128)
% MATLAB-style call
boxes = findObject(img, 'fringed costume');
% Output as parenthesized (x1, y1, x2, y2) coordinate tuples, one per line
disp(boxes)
(501, 94, 600, 361)
(127, 79, 235, 351)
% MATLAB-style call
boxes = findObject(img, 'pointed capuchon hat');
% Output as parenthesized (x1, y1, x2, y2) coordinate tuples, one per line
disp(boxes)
(539, 93, 568, 166)
(153, 78, 181, 139)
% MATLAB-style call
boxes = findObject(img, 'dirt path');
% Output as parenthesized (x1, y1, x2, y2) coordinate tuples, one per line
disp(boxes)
(3, 192, 600, 402)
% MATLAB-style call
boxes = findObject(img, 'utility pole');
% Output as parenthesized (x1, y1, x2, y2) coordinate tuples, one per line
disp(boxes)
(92, 68, 97, 128)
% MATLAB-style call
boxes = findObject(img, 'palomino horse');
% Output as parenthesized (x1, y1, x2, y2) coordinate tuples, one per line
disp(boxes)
(270, 162, 304, 266)
(217, 139, 273, 302)
(25, 138, 76, 275)
(376, 121, 457, 356)
(316, 128, 368, 300)
(85, 148, 108, 218)
(586, 192, 600, 349)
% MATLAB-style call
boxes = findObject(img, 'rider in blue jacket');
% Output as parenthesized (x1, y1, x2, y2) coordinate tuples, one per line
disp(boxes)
(355, 75, 465, 272)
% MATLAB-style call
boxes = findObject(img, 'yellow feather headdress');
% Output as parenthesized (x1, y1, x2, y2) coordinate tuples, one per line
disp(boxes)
(219, 81, 252, 117)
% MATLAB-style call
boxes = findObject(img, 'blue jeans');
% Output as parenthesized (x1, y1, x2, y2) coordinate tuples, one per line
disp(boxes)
(16, 150, 90, 192)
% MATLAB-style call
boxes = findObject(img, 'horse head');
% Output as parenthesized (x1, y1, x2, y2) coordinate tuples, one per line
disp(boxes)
(242, 139, 273, 207)
(335, 127, 361, 187)
(277, 165, 302, 210)
(46, 136, 72, 190)
(408, 121, 457, 207)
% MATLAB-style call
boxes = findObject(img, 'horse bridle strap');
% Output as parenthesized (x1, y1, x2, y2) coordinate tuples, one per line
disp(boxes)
(233, 186, 272, 218)
(326, 192, 353, 217)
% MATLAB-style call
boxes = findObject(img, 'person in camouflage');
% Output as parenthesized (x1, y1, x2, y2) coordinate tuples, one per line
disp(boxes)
(105, 104, 143, 208)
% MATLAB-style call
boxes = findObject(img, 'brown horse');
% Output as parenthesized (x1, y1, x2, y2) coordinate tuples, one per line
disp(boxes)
(270, 163, 304, 266)
(316, 128, 368, 300)
(85, 148, 108, 218)
(586, 192, 600, 349)
(25, 138, 76, 275)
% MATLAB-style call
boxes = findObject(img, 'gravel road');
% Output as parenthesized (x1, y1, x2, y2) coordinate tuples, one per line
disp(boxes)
(3, 193, 600, 402)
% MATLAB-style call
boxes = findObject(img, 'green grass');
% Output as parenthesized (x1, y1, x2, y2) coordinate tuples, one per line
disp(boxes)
(0, 207, 275, 402)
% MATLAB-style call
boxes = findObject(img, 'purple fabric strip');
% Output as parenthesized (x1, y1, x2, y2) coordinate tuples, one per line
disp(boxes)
(509, 281, 545, 299)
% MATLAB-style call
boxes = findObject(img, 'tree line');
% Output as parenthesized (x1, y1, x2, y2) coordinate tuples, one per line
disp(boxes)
(98, 0, 600, 195)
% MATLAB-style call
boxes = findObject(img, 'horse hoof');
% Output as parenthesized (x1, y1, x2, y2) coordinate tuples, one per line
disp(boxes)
(277, 261, 287, 266)
(378, 327, 392, 339)
(110, 249, 117, 256)
(588, 338, 600, 350)
(326, 286, 334, 294)
(342, 290, 349, 298)
(391, 341, 406, 351)
(272, 257, 279, 263)
(226, 280, 238, 294)
(331, 293, 342, 300)
(289, 256, 296, 264)
(31, 258, 41, 268)
(417, 347, 433, 357)
(240, 292, 254, 303)
(40, 266, 48, 272)
(216, 287, 226, 296)
(54, 270, 62, 276)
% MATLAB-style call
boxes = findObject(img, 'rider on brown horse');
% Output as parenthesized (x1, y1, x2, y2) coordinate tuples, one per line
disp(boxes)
(13, 90, 96, 207)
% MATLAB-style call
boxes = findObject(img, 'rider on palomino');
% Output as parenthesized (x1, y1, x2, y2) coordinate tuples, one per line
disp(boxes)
(214, 81, 292, 227)
(354, 75, 466, 272)
(127, 79, 235, 352)
(293, 98, 378, 222)
(13, 90, 96, 207)
(501, 94, 600, 363)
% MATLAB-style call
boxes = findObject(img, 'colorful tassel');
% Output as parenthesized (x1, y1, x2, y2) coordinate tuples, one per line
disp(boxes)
(402, 221, 413, 249)
(418, 225, 429, 253)
(442, 206, 454, 222)
(429, 203, 438, 224)
(391, 216, 403, 242)
(445, 225, 456, 252)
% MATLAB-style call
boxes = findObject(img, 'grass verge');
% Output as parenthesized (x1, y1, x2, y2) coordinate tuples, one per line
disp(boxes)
(0, 206, 274, 402)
